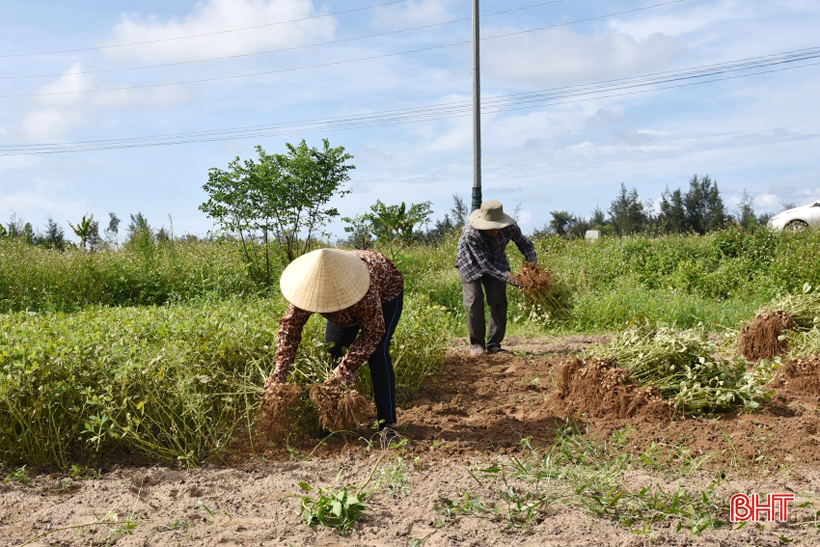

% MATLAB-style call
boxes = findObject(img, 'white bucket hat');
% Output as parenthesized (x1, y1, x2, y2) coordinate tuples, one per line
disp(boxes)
(280, 249, 370, 313)
(468, 200, 515, 230)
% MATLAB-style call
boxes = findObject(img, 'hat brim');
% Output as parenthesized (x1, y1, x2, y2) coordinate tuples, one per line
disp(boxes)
(280, 249, 370, 313)
(469, 209, 515, 230)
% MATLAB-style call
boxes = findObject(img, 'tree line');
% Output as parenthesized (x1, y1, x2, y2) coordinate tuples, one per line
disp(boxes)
(541, 175, 789, 239)
(2, 139, 795, 269)
(0, 211, 181, 251)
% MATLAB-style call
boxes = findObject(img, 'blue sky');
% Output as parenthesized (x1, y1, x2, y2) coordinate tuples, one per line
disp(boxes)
(1, 0, 819, 242)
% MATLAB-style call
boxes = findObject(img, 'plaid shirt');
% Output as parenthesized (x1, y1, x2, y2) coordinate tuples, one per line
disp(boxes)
(456, 223, 537, 284)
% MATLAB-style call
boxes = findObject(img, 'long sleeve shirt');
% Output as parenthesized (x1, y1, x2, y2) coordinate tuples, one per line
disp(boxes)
(271, 250, 403, 385)
(455, 223, 537, 284)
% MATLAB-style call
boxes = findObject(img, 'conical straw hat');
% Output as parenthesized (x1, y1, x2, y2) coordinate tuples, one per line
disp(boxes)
(280, 249, 370, 313)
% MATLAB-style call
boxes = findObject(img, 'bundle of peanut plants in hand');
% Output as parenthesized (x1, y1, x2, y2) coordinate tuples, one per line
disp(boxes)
(590, 325, 771, 414)
(511, 262, 572, 325)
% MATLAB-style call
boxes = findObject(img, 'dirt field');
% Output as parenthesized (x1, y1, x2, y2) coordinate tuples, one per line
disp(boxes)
(2, 335, 820, 547)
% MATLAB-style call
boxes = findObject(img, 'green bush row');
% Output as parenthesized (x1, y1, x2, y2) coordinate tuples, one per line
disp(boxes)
(0, 239, 259, 313)
(538, 226, 820, 302)
(0, 294, 455, 468)
(4, 226, 820, 330)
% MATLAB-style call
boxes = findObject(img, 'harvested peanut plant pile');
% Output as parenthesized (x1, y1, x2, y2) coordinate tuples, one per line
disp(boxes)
(591, 325, 770, 414)
(512, 262, 571, 323)
(737, 310, 795, 361)
(257, 383, 304, 437)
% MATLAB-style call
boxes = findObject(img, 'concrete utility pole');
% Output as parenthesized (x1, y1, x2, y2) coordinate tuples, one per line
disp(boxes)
(471, 0, 482, 212)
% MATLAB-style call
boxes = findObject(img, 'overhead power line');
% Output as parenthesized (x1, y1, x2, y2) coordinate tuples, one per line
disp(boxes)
(0, 0, 685, 99)
(0, 0, 412, 58)
(2, 45, 818, 156)
(1, 1, 567, 81)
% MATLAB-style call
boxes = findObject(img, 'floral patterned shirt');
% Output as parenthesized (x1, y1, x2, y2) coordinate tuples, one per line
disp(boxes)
(270, 251, 403, 387)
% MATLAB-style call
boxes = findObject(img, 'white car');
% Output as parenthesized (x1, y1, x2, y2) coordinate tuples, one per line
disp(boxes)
(767, 200, 820, 231)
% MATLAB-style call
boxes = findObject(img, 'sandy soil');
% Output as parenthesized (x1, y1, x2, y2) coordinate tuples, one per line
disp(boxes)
(2, 334, 820, 547)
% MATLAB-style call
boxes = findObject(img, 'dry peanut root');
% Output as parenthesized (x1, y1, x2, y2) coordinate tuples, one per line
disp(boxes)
(309, 384, 372, 430)
(513, 262, 554, 293)
(548, 357, 674, 420)
(257, 383, 304, 437)
(738, 310, 795, 361)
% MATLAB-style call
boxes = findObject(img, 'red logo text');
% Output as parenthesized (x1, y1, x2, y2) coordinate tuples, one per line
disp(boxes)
(730, 493, 794, 522)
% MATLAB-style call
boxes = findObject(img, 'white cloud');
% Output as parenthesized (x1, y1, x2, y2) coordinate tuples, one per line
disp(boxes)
(0, 178, 90, 227)
(608, 0, 741, 41)
(0, 155, 40, 171)
(797, 188, 820, 201)
(483, 26, 685, 87)
(425, 119, 471, 152)
(515, 208, 532, 228)
(103, 0, 336, 63)
(15, 63, 190, 139)
(756, 193, 780, 209)
(371, 0, 457, 28)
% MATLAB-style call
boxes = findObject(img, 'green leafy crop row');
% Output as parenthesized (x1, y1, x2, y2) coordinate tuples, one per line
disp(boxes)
(0, 294, 454, 468)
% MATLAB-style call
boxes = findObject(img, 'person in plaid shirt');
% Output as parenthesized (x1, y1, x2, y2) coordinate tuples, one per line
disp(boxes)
(456, 200, 537, 355)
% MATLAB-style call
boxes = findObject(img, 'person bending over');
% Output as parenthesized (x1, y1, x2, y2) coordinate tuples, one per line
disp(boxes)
(265, 248, 404, 432)
(456, 200, 537, 356)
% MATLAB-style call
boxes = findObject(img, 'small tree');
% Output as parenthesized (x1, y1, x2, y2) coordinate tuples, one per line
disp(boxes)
(125, 213, 153, 244)
(41, 217, 66, 250)
(657, 186, 686, 233)
(341, 213, 373, 250)
(201, 139, 354, 282)
(608, 183, 649, 235)
(105, 212, 121, 247)
(589, 206, 608, 228)
(735, 189, 758, 230)
(362, 200, 432, 258)
(450, 193, 468, 228)
(422, 194, 469, 245)
(5, 213, 35, 244)
(549, 210, 578, 237)
(684, 174, 725, 234)
(277, 139, 354, 259)
(67, 214, 100, 251)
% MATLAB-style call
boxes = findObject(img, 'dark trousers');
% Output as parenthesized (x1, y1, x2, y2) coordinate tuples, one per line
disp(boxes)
(460, 272, 507, 351)
(324, 291, 403, 426)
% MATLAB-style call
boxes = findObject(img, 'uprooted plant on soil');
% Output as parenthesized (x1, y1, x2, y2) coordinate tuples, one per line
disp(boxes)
(256, 382, 373, 438)
(745, 282, 820, 361)
(768, 355, 820, 396)
(511, 262, 572, 324)
(547, 356, 674, 420)
(590, 325, 772, 414)
(761, 283, 820, 330)
(309, 384, 372, 431)
(257, 383, 305, 437)
(737, 310, 795, 361)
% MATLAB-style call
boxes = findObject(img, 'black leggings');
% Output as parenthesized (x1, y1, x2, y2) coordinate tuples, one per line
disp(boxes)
(324, 291, 403, 426)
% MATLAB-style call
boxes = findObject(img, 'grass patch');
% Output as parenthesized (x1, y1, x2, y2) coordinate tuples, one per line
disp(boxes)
(434, 427, 728, 537)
